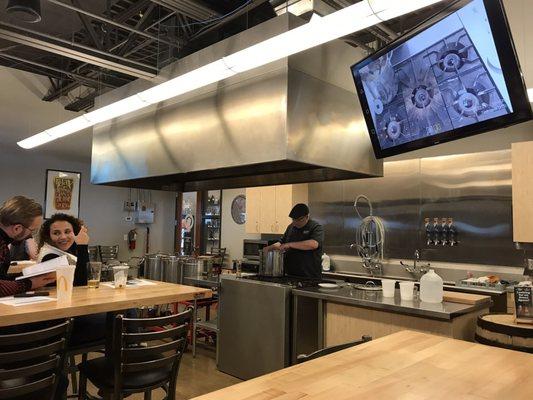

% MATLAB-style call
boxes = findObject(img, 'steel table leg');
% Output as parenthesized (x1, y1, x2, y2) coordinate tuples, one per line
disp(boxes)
(192, 298, 197, 358)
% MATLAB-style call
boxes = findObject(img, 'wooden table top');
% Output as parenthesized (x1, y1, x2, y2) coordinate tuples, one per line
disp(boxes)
(193, 330, 533, 400)
(0, 281, 211, 327)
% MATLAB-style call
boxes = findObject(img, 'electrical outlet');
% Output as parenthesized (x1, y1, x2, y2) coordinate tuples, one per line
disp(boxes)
(123, 201, 136, 212)
(123, 234, 128, 241)
(125, 216, 133, 222)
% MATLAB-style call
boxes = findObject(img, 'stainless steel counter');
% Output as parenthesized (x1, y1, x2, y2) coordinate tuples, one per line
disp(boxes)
(182, 276, 220, 289)
(291, 286, 491, 321)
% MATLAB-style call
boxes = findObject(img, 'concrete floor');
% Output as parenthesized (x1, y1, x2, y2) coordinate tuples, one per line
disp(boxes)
(69, 347, 241, 399)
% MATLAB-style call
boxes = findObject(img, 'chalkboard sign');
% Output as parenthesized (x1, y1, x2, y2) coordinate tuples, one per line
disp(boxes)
(514, 286, 533, 324)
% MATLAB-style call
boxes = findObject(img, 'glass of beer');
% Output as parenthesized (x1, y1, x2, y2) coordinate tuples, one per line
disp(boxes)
(87, 262, 102, 288)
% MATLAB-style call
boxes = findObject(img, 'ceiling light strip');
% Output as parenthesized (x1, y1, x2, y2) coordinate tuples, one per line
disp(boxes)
(18, 0, 443, 149)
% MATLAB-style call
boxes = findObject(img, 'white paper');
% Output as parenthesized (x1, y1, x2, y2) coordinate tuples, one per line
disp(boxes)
(16, 255, 70, 280)
(101, 279, 157, 288)
(0, 296, 56, 306)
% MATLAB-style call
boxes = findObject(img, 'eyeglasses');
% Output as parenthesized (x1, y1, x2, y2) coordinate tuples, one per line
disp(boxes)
(15, 222, 39, 236)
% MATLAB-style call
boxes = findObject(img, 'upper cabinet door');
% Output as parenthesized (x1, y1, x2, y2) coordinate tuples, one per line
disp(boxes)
(260, 186, 277, 234)
(245, 187, 262, 234)
(275, 185, 293, 234)
(512, 141, 533, 243)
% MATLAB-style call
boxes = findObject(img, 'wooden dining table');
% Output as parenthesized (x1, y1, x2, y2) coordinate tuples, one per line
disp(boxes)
(192, 330, 533, 400)
(0, 280, 211, 327)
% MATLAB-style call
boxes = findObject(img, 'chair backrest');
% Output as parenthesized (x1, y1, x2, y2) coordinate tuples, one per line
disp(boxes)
(0, 320, 72, 400)
(112, 308, 192, 396)
(88, 246, 100, 262)
(98, 245, 119, 263)
(210, 247, 226, 268)
(296, 335, 372, 364)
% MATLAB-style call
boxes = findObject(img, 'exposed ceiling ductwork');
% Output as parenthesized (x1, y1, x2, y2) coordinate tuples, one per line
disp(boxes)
(6, 0, 42, 23)
(0, 0, 445, 113)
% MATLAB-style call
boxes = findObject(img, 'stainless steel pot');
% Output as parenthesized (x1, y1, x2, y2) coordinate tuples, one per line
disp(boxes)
(183, 257, 201, 279)
(144, 253, 166, 281)
(163, 255, 183, 283)
(259, 250, 284, 277)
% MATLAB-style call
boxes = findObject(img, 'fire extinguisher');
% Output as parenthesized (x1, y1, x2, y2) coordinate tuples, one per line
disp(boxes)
(127, 228, 137, 250)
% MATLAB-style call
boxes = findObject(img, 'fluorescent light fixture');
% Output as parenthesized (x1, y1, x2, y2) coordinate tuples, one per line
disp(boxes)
(138, 60, 235, 104)
(18, 0, 443, 149)
(85, 95, 148, 124)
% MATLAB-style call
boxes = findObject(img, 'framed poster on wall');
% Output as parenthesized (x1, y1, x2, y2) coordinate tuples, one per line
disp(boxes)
(44, 169, 81, 218)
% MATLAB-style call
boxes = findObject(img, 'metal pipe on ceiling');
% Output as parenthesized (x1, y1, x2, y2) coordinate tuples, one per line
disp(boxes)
(150, 0, 218, 21)
(0, 22, 157, 79)
(191, 0, 271, 41)
(0, 51, 117, 88)
(376, 23, 399, 39)
(46, 0, 180, 49)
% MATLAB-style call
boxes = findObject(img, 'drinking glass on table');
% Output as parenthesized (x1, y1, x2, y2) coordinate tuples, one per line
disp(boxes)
(112, 265, 129, 288)
(87, 262, 102, 288)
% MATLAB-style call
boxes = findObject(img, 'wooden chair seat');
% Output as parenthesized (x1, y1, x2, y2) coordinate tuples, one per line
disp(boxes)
(78, 354, 170, 390)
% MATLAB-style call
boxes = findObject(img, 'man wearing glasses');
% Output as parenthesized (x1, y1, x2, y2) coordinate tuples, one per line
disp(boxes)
(0, 196, 54, 296)
(263, 203, 324, 279)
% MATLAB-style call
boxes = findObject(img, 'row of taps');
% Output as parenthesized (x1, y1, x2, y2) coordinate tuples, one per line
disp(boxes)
(424, 217, 458, 246)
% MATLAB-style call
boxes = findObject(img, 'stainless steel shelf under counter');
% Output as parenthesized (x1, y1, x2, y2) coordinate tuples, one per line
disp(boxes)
(292, 286, 490, 320)
(292, 285, 492, 357)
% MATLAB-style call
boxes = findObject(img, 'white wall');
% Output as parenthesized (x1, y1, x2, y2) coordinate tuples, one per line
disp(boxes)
(220, 188, 260, 266)
(0, 145, 177, 262)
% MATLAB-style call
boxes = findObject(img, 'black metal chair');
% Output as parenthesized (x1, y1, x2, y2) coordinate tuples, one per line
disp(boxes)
(0, 319, 72, 400)
(296, 335, 372, 364)
(78, 307, 192, 400)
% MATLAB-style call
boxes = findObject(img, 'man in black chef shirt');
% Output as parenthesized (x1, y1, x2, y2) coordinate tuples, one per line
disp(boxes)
(263, 203, 324, 279)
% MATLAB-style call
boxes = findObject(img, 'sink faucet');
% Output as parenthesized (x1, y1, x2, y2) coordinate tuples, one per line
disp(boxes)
(400, 250, 430, 280)
(351, 243, 383, 276)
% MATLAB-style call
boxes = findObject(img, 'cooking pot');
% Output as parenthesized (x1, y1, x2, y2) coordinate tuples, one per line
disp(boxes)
(259, 250, 284, 277)
(183, 257, 201, 279)
(162, 255, 186, 283)
(144, 253, 166, 281)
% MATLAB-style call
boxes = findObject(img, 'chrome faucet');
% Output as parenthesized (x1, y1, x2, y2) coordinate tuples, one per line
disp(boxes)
(400, 250, 430, 280)
(351, 243, 383, 276)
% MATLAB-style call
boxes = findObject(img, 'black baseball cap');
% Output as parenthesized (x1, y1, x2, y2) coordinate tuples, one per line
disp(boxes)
(289, 203, 309, 219)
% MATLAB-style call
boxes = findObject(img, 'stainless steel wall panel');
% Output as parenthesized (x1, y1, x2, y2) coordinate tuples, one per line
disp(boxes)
(309, 150, 521, 267)
(287, 69, 383, 177)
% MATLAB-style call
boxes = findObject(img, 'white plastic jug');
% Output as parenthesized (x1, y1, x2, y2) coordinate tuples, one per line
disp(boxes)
(321, 253, 331, 272)
(420, 269, 443, 303)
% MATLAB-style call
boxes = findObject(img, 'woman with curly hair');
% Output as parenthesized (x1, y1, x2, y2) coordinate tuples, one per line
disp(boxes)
(37, 213, 106, 342)
(37, 213, 90, 286)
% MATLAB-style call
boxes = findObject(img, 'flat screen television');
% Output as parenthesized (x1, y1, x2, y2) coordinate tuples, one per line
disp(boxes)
(351, 0, 532, 159)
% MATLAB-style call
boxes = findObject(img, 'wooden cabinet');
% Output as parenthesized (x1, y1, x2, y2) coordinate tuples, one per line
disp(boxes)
(512, 141, 533, 243)
(245, 184, 308, 234)
(245, 187, 261, 234)
(260, 186, 276, 233)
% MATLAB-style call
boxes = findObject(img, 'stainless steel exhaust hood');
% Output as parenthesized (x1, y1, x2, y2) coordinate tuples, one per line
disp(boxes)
(91, 14, 383, 191)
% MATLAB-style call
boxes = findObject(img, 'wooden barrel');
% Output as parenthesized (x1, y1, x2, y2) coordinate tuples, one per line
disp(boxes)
(475, 313, 533, 353)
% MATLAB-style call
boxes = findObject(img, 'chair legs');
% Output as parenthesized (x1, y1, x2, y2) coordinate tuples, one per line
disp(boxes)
(77, 371, 87, 400)
(144, 390, 152, 400)
(68, 355, 78, 395)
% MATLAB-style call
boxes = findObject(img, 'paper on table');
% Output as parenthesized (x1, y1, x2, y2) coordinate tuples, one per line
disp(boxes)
(101, 279, 157, 288)
(0, 296, 56, 306)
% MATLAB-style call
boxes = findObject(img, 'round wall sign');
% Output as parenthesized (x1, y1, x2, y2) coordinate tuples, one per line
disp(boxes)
(231, 195, 246, 225)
